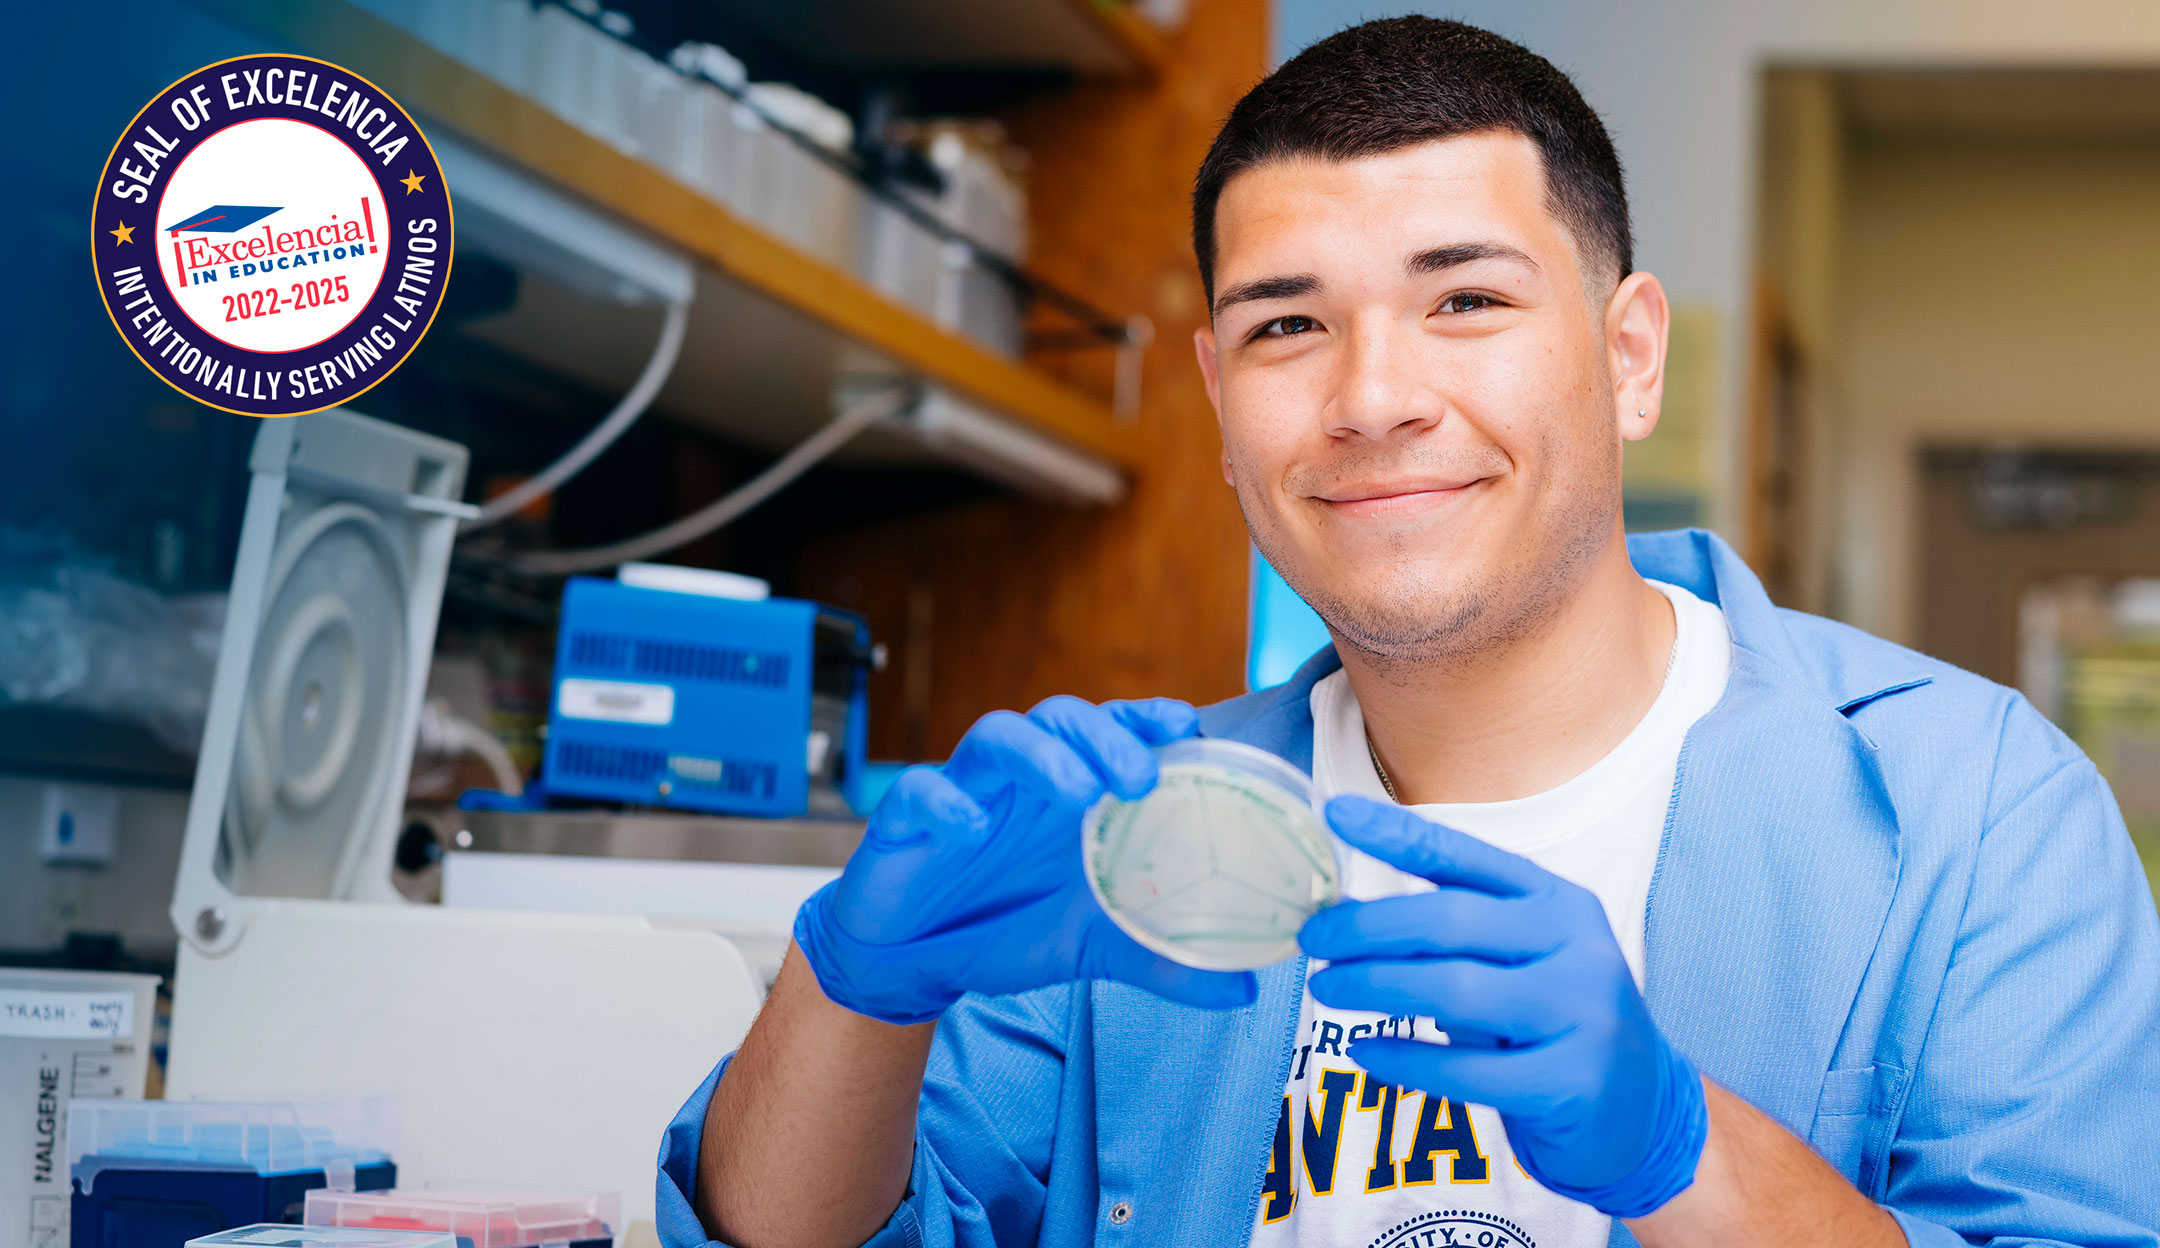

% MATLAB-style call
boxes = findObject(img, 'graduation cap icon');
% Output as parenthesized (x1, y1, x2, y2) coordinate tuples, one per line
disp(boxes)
(164, 205, 283, 235)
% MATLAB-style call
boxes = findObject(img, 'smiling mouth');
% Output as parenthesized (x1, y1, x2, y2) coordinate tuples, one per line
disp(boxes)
(1313, 477, 1488, 518)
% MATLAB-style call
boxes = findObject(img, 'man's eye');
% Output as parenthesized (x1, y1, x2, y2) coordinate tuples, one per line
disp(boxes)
(1259, 315, 1319, 337)
(1440, 293, 1497, 314)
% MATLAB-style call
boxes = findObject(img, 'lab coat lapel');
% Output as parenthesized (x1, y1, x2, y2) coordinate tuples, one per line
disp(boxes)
(1607, 537, 1905, 1248)
(1643, 646, 1902, 1124)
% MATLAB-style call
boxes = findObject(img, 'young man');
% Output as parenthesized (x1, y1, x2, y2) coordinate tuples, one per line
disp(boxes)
(661, 19, 2160, 1248)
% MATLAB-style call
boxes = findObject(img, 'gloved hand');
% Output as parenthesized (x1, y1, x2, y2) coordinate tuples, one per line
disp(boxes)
(1298, 794, 1707, 1219)
(794, 696, 1260, 1026)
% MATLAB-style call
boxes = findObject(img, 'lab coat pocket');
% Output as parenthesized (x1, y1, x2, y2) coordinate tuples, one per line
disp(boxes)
(1807, 1062, 1910, 1197)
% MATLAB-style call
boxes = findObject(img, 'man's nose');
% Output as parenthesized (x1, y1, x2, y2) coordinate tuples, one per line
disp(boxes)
(1325, 315, 1446, 442)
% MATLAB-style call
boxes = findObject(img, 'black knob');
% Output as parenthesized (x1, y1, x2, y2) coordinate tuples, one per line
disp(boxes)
(395, 820, 444, 873)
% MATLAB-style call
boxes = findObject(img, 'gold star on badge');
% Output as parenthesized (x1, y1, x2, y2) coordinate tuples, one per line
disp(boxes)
(400, 170, 427, 194)
(110, 222, 136, 245)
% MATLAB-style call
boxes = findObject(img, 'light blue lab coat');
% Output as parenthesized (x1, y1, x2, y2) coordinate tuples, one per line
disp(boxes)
(658, 529, 2160, 1248)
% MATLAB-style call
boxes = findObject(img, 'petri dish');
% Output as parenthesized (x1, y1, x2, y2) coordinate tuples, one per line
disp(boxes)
(1083, 737, 1341, 971)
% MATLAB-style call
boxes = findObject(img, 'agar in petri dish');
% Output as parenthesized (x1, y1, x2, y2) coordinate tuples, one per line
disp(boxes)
(1083, 737, 1341, 971)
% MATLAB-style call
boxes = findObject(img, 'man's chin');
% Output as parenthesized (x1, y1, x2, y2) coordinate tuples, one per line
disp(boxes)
(1298, 578, 1493, 663)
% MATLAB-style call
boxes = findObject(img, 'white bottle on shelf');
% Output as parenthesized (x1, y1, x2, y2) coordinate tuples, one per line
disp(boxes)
(527, 4, 589, 130)
(927, 130, 1028, 356)
(860, 124, 1029, 356)
(626, 53, 686, 169)
(860, 191, 944, 323)
(726, 103, 775, 227)
(741, 82, 863, 271)
(474, 0, 535, 94)
(667, 44, 746, 203)
(588, 24, 646, 154)
(676, 82, 735, 203)
(528, 3, 635, 150)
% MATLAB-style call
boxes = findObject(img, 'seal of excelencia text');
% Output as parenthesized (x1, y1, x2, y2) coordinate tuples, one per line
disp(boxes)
(93, 54, 452, 417)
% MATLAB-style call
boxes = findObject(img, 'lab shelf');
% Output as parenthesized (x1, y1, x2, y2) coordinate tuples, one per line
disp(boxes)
(457, 807, 866, 867)
(702, 0, 1172, 78)
(195, 0, 1141, 474)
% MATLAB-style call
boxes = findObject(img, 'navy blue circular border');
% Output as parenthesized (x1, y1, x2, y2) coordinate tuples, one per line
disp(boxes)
(1369, 1210, 1535, 1248)
(92, 54, 452, 418)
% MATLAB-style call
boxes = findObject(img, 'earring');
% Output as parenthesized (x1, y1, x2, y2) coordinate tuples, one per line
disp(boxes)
(1638, 409, 1646, 417)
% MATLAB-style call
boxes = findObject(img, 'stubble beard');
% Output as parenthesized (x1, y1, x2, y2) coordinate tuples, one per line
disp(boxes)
(1238, 458, 1618, 682)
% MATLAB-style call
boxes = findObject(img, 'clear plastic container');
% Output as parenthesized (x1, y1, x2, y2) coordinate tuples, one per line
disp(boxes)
(681, 83, 726, 192)
(69, 1096, 397, 1180)
(1083, 738, 1342, 970)
(855, 123, 1030, 357)
(739, 83, 862, 270)
(188, 1225, 453, 1248)
(305, 1188, 621, 1247)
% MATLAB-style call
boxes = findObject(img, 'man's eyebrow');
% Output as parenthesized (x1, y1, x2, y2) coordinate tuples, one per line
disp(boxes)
(1406, 242, 1541, 277)
(1211, 273, 1321, 318)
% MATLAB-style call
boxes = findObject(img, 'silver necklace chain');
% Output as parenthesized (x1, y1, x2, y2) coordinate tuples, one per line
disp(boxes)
(1365, 627, 1680, 805)
(1367, 732, 1400, 802)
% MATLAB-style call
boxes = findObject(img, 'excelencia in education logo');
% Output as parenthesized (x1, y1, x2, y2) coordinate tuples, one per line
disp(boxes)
(92, 54, 452, 417)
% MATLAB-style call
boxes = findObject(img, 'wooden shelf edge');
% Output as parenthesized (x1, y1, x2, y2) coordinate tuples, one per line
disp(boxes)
(202, 0, 1141, 471)
(1059, 0, 1175, 77)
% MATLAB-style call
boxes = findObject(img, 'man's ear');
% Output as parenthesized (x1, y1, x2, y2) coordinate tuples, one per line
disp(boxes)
(1194, 325, 1235, 486)
(1195, 324, 1223, 417)
(1606, 271, 1669, 443)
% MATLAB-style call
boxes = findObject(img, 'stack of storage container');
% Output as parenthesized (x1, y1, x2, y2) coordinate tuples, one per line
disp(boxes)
(305, 1187, 621, 1248)
(345, 0, 1034, 357)
(188, 1228, 452, 1248)
(862, 122, 1031, 358)
(69, 1097, 398, 1247)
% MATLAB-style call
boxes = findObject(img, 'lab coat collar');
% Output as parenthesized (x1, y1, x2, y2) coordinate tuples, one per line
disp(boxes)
(1626, 527, 1934, 717)
(1209, 529, 1934, 737)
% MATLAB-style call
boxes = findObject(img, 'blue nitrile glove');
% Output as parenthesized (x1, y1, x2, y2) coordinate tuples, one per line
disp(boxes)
(793, 696, 1260, 1026)
(1298, 794, 1707, 1219)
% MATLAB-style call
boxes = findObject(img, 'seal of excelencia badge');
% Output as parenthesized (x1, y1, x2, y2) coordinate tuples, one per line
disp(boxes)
(92, 54, 451, 417)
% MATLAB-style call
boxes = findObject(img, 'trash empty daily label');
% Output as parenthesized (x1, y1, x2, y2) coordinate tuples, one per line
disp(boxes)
(0, 990, 134, 1039)
(557, 677, 675, 725)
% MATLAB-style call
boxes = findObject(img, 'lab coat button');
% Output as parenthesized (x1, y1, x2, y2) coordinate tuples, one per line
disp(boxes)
(1109, 1200, 1133, 1225)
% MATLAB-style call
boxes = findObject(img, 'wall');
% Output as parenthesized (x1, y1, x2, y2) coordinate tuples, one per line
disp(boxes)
(0, 778, 188, 956)
(1833, 135, 2160, 643)
(1274, 0, 2160, 573)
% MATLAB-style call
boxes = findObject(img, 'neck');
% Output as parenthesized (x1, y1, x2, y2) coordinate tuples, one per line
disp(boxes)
(1339, 532, 1675, 804)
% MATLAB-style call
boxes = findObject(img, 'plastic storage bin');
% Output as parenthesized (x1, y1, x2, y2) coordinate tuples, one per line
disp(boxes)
(187, 1226, 452, 1248)
(70, 1097, 398, 1248)
(667, 43, 746, 203)
(859, 124, 1029, 357)
(304, 1188, 620, 1248)
(528, 4, 632, 148)
(736, 83, 862, 270)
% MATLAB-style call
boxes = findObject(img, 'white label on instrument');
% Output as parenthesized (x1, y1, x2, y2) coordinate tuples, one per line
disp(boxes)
(558, 677, 675, 726)
(0, 990, 135, 1039)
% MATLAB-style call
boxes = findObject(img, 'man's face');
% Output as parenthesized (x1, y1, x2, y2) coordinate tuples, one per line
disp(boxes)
(1195, 132, 1656, 664)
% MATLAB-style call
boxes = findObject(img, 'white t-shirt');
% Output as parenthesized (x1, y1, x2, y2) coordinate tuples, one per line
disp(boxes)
(1250, 580, 1730, 1248)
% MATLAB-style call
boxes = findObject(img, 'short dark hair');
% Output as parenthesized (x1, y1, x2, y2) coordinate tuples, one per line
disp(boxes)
(1192, 17, 1633, 303)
